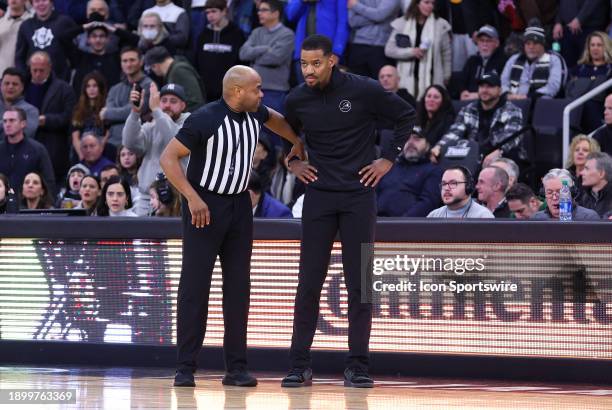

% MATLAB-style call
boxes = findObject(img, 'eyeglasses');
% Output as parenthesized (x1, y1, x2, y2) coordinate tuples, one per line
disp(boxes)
(544, 190, 561, 199)
(439, 181, 467, 190)
(257, 7, 271, 12)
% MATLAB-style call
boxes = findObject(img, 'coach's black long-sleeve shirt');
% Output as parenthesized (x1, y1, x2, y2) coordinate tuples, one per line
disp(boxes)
(285, 67, 415, 192)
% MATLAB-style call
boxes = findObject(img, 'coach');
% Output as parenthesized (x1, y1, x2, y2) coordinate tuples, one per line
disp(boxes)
(160, 65, 304, 388)
(281, 35, 415, 388)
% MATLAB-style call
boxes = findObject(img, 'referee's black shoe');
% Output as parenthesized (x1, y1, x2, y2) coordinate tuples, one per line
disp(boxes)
(173, 370, 195, 387)
(281, 368, 313, 387)
(222, 370, 258, 387)
(343, 368, 374, 388)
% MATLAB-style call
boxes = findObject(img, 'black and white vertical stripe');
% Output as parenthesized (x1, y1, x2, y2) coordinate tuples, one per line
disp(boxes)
(199, 113, 261, 195)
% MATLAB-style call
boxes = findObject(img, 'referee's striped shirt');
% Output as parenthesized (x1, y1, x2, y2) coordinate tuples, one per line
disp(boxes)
(175, 100, 269, 195)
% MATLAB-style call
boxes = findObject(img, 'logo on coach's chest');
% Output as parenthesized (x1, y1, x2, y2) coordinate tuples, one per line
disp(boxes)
(338, 100, 352, 113)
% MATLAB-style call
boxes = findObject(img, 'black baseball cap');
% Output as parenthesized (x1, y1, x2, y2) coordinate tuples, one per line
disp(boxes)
(160, 83, 186, 101)
(477, 72, 501, 87)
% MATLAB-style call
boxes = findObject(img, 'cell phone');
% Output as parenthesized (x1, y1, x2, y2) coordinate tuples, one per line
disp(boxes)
(132, 83, 142, 107)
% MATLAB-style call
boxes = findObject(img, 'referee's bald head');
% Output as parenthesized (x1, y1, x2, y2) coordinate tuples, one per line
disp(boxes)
(223, 65, 263, 112)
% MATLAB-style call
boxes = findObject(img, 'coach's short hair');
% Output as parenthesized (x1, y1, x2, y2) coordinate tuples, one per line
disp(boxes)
(506, 183, 537, 204)
(302, 34, 333, 56)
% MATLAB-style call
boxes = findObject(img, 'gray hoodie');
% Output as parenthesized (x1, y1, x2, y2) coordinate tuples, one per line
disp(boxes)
(122, 108, 189, 215)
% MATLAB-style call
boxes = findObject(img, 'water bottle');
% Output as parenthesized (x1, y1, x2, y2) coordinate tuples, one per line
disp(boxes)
(559, 180, 572, 221)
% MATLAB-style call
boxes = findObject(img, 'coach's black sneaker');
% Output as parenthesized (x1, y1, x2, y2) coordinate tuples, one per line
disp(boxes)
(222, 370, 258, 387)
(343, 368, 374, 388)
(281, 368, 313, 387)
(173, 370, 195, 387)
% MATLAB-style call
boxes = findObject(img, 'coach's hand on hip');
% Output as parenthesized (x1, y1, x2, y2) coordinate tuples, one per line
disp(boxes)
(359, 158, 393, 187)
(285, 140, 307, 167)
(289, 160, 318, 184)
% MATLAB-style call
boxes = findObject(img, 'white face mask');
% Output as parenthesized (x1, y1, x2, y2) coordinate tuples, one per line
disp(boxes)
(142, 29, 158, 40)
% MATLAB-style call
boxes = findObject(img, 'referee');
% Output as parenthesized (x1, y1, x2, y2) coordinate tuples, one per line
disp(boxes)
(281, 35, 415, 388)
(161, 66, 305, 387)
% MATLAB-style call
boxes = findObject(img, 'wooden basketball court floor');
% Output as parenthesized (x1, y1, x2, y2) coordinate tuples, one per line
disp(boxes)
(0, 366, 611, 409)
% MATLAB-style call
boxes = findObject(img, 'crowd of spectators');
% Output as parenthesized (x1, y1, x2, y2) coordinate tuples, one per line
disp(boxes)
(1, 0, 612, 220)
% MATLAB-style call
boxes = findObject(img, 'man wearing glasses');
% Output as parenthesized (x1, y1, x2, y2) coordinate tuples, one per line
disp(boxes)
(532, 168, 600, 220)
(427, 166, 494, 218)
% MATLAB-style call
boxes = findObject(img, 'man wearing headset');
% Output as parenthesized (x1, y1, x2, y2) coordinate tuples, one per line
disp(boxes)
(427, 166, 494, 218)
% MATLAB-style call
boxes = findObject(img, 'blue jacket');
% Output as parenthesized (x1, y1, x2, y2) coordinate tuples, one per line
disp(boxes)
(255, 193, 293, 218)
(376, 157, 442, 217)
(285, 0, 349, 60)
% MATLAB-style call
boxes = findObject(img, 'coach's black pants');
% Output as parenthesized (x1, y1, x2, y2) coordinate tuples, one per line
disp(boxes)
(176, 190, 253, 374)
(289, 187, 376, 371)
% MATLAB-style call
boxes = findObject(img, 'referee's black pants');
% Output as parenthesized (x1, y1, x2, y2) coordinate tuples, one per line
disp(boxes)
(176, 190, 253, 374)
(289, 187, 376, 371)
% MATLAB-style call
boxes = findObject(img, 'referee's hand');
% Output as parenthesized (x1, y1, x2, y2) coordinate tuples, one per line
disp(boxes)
(359, 158, 393, 187)
(188, 196, 211, 228)
(288, 160, 318, 184)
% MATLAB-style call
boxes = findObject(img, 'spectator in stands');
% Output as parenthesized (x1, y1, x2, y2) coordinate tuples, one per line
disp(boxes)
(427, 166, 494, 218)
(26, 51, 76, 184)
(510, 1, 557, 36)
(55, 0, 126, 26)
(15, 0, 77, 82)
(577, 152, 612, 217)
(377, 127, 442, 217)
(506, 182, 544, 219)
(68, 22, 126, 94)
(385, 0, 451, 99)
(459, 25, 507, 101)
(0, 107, 55, 193)
(553, 0, 608, 69)
(248, 171, 292, 218)
(102, 46, 154, 147)
(565, 134, 601, 195)
(0, 68, 39, 139)
(0, 172, 18, 214)
(99, 164, 120, 187)
(566, 32, 612, 132)
(377, 65, 416, 107)
(94, 175, 138, 216)
(122, 82, 189, 215)
(76, 174, 102, 213)
(79, 132, 114, 178)
(145, 46, 205, 112)
(501, 21, 566, 100)
(20, 171, 53, 209)
(239, 0, 294, 134)
(117, 145, 141, 188)
(346, 0, 399, 79)
(137, 11, 177, 55)
(55, 163, 89, 208)
(592, 93, 612, 156)
(142, 0, 190, 53)
(285, 0, 349, 81)
(71, 72, 110, 162)
(0, 0, 32, 76)
(193, 0, 243, 102)
(149, 176, 181, 216)
(414, 84, 454, 146)
(74, 0, 124, 54)
(431, 72, 524, 166)
(476, 166, 511, 218)
(491, 157, 520, 188)
(532, 168, 600, 220)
